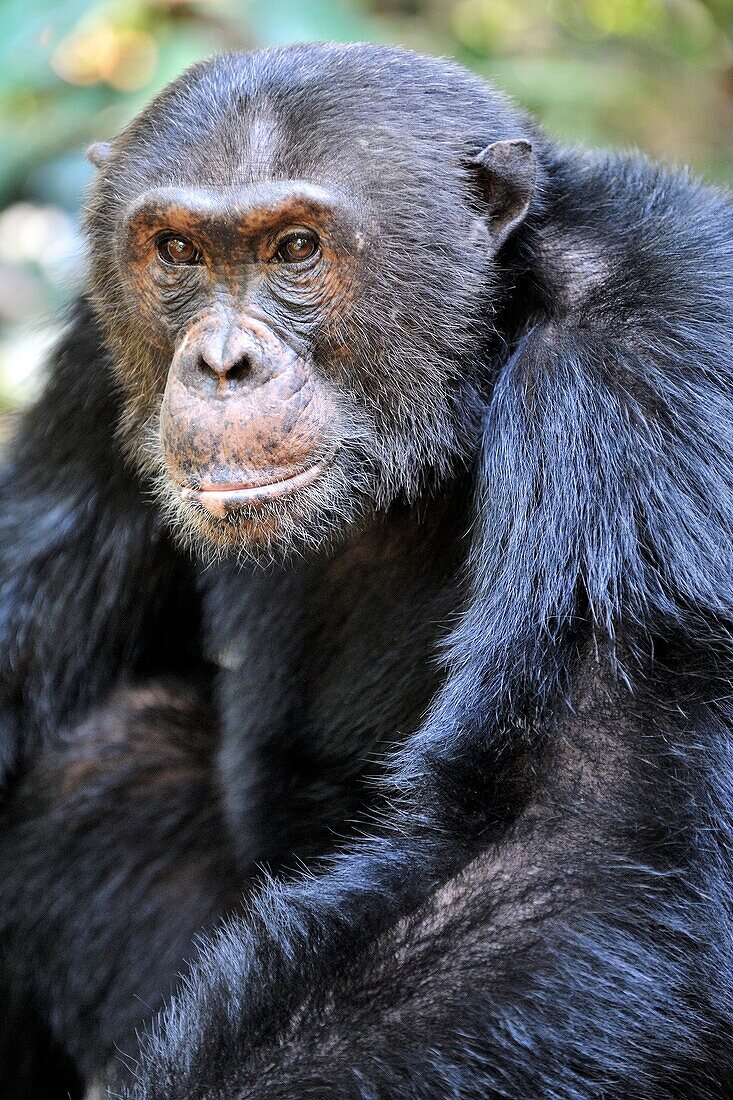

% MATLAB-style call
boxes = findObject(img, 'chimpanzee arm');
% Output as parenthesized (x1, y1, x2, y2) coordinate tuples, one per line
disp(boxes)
(118, 673, 733, 1100)
(168, 702, 733, 1100)
(0, 300, 197, 790)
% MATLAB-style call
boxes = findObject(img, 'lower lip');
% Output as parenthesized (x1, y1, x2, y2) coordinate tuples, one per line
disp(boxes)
(180, 462, 324, 516)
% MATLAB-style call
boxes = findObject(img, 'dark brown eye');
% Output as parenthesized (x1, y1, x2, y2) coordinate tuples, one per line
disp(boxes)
(275, 230, 319, 264)
(157, 234, 201, 266)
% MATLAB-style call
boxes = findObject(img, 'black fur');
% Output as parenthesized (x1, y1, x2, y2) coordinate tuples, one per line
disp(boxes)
(1, 42, 733, 1099)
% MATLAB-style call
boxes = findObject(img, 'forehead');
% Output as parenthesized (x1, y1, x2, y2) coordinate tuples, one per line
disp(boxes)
(244, 111, 280, 179)
(107, 46, 489, 239)
(123, 109, 357, 207)
(185, 102, 293, 187)
(117, 54, 427, 198)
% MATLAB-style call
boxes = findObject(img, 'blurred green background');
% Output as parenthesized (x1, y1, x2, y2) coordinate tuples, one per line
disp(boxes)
(1, 0, 731, 408)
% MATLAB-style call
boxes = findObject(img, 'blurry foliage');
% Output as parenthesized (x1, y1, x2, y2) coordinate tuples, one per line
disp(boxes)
(0, 0, 731, 405)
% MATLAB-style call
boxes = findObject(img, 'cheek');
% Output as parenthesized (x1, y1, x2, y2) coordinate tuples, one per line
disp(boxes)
(270, 256, 359, 336)
(321, 253, 360, 322)
(120, 254, 205, 351)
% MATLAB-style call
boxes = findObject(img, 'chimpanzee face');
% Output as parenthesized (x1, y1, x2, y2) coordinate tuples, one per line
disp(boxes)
(86, 48, 535, 564)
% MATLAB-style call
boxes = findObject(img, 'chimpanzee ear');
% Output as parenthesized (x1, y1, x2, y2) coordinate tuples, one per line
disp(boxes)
(86, 141, 113, 169)
(473, 139, 536, 249)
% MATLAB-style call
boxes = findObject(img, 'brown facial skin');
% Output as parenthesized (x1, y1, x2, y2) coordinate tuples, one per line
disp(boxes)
(117, 181, 364, 551)
(160, 313, 334, 517)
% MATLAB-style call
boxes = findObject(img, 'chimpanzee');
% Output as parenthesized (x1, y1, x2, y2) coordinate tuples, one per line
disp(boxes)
(1, 41, 732, 1100)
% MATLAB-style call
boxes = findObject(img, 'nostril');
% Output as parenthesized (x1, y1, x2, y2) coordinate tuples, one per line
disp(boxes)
(224, 355, 251, 383)
(197, 353, 219, 381)
(197, 352, 252, 384)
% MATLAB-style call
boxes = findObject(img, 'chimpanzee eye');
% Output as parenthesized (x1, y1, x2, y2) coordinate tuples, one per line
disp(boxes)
(275, 230, 320, 264)
(156, 234, 202, 266)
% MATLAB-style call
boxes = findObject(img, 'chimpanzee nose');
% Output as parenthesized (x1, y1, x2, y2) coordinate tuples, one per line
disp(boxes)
(196, 326, 260, 386)
(199, 348, 252, 384)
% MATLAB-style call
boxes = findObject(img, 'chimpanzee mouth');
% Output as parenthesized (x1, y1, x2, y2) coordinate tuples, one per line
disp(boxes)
(179, 461, 328, 517)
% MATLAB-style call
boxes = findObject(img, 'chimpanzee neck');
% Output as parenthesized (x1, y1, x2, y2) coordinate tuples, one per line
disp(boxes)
(205, 474, 473, 869)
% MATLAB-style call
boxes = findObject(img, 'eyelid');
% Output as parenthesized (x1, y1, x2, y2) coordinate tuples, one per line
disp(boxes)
(155, 231, 196, 247)
(274, 224, 317, 241)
